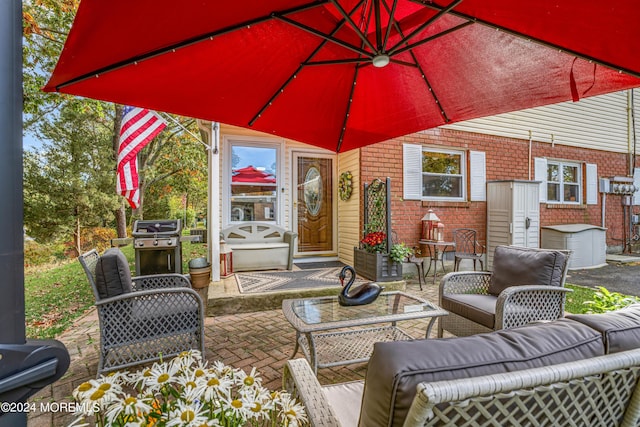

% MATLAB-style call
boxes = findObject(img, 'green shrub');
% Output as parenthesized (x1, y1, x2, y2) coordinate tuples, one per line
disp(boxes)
(583, 286, 640, 314)
(82, 227, 117, 253)
(24, 240, 66, 267)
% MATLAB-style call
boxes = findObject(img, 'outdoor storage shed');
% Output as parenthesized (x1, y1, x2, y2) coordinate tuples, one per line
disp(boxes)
(541, 224, 607, 269)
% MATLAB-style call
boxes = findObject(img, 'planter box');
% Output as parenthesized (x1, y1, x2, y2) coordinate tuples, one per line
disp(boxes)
(354, 247, 403, 282)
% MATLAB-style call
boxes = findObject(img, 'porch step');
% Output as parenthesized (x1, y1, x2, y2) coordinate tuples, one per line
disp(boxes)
(205, 277, 407, 316)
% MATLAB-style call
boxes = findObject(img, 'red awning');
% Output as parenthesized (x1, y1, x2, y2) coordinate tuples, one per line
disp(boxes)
(44, 0, 640, 152)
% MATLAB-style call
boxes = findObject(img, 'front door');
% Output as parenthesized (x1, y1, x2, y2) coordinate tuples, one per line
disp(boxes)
(294, 153, 334, 254)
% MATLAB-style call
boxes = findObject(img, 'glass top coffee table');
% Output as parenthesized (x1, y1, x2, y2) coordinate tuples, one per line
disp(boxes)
(282, 291, 447, 373)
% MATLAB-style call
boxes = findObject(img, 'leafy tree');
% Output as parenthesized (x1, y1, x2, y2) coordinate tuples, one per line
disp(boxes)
(23, 101, 119, 254)
(22, 0, 209, 242)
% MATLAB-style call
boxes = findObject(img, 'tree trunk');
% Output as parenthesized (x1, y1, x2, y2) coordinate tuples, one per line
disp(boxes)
(115, 202, 127, 238)
(74, 215, 81, 257)
(112, 105, 127, 237)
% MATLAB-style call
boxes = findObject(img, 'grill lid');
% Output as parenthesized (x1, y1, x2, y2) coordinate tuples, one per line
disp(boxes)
(133, 219, 182, 237)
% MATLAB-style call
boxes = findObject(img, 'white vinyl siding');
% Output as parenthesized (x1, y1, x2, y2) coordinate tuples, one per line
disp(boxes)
(442, 91, 630, 153)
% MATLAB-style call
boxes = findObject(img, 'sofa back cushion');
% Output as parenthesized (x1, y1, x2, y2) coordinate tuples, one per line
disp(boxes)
(358, 319, 604, 427)
(567, 304, 640, 354)
(488, 245, 567, 296)
(95, 248, 133, 299)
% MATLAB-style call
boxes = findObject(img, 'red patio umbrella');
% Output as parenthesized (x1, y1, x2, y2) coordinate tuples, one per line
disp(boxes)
(44, 0, 640, 152)
(232, 166, 277, 184)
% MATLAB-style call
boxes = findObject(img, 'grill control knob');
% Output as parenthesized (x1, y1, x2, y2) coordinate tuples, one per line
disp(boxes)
(153, 240, 158, 246)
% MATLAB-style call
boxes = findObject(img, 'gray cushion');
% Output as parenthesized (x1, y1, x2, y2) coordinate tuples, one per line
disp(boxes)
(95, 248, 133, 299)
(488, 246, 567, 296)
(440, 294, 497, 329)
(567, 304, 640, 353)
(358, 319, 604, 427)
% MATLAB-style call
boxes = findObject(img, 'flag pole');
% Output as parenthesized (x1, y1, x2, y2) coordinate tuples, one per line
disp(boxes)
(158, 112, 212, 151)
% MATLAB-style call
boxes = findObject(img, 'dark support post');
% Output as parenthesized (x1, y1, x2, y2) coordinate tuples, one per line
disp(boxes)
(385, 177, 392, 252)
(1, 0, 26, 346)
(0, 4, 70, 426)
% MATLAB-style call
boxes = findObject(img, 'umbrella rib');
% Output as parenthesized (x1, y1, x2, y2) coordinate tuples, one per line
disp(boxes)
(250, 0, 367, 127)
(328, 0, 377, 53)
(274, 14, 373, 58)
(387, 0, 464, 55)
(393, 20, 474, 56)
(337, 1, 375, 151)
(381, 0, 450, 122)
(305, 58, 370, 66)
(374, 0, 383, 51)
(336, 68, 359, 153)
(412, 0, 640, 79)
(382, 0, 399, 52)
(52, 0, 329, 91)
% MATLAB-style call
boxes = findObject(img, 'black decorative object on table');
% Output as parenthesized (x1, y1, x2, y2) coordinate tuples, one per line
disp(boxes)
(338, 265, 384, 306)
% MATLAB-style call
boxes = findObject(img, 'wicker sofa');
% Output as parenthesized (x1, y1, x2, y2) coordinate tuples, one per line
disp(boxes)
(284, 304, 640, 427)
(221, 222, 297, 271)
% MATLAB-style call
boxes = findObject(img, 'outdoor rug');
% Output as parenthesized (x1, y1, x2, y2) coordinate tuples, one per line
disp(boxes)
(235, 267, 367, 294)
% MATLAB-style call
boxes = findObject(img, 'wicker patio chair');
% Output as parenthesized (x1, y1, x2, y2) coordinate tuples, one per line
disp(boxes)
(451, 228, 485, 271)
(79, 248, 205, 375)
(438, 245, 572, 337)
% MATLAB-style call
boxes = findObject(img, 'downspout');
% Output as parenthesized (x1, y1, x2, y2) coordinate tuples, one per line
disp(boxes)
(628, 89, 635, 175)
(528, 130, 532, 180)
(196, 120, 220, 282)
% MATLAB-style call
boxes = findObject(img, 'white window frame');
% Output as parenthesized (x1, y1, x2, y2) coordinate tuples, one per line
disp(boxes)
(222, 136, 283, 226)
(420, 147, 467, 202)
(546, 160, 582, 204)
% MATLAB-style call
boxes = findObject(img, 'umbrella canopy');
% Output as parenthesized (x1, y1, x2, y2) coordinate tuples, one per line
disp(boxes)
(232, 166, 277, 183)
(45, 0, 640, 152)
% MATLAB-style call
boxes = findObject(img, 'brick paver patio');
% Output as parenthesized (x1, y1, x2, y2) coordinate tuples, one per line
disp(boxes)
(27, 275, 440, 427)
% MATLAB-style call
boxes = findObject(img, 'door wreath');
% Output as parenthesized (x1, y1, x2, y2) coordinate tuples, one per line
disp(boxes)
(339, 171, 353, 201)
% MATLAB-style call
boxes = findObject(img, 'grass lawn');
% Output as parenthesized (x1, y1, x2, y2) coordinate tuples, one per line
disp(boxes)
(565, 284, 597, 314)
(25, 241, 207, 339)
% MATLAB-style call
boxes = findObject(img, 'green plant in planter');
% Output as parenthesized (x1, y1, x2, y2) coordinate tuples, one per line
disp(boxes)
(583, 286, 640, 313)
(390, 243, 413, 263)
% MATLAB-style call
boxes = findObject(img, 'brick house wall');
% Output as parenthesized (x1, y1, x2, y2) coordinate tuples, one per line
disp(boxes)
(359, 127, 638, 252)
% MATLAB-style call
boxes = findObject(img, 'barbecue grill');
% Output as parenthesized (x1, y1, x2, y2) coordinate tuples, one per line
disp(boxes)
(133, 219, 183, 276)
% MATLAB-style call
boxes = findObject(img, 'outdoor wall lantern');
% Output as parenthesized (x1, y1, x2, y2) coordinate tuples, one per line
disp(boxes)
(220, 240, 234, 278)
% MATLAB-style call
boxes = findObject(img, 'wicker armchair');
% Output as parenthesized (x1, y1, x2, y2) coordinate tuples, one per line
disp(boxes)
(79, 249, 205, 375)
(438, 245, 572, 337)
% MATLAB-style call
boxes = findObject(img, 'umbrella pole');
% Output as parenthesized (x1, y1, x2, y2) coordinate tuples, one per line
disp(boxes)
(0, 0, 26, 347)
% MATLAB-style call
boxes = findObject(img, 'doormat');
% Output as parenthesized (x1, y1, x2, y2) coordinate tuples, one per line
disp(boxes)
(235, 267, 366, 294)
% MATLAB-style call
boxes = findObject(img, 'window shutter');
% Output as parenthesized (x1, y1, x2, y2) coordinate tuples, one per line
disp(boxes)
(469, 151, 486, 201)
(403, 144, 422, 200)
(586, 163, 597, 205)
(534, 157, 547, 202)
(634, 168, 640, 205)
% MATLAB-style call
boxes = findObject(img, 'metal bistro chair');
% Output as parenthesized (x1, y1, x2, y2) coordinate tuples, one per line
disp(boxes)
(452, 228, 485, 271)
(79, 248, 205, 375)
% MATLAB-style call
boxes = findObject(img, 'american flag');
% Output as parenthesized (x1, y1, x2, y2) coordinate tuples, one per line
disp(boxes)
(116, 106, 166, 208)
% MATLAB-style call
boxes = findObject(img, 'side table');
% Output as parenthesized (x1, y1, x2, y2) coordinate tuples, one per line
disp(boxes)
(419, 240, 455, 285)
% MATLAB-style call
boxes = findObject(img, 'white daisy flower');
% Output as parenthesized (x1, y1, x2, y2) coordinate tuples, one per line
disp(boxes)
(165, 400, 208, 427)
(278, 392, 308, 426)
(104, 394, 152, 424)
(144, 361, 180, 392)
